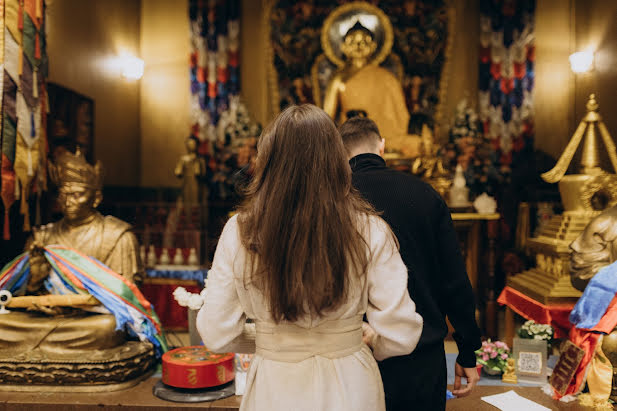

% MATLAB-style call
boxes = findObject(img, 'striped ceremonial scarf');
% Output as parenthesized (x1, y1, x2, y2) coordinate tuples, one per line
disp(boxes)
(0, 245, 168, 356)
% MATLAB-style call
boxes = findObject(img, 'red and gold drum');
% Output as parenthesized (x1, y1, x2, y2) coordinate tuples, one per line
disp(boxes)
(161, 346, 235, 389)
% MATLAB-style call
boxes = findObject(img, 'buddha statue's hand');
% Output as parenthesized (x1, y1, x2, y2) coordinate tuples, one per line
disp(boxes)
(27, 244, 51, 294)
(28, 303, 67, 316)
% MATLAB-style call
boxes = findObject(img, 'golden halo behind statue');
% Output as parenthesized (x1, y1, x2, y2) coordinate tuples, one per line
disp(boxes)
(321, 1, 394, 68)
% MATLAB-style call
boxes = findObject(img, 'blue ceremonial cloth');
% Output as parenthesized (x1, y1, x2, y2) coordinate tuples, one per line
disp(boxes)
(146, 268, 208, 286)
(569, 260, 617, 329)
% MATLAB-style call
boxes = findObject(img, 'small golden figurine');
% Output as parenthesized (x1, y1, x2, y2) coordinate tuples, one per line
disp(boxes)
(502, 358, 518, 384)
(174, 136, 206, 208)
(411, 125, 452, 198)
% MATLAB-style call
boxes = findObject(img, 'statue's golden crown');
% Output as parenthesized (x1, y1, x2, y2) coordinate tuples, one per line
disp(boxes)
(48, 148, 103, 189)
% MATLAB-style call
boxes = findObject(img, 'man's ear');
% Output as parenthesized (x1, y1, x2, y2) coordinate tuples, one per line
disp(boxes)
(379, 139, 385, 156)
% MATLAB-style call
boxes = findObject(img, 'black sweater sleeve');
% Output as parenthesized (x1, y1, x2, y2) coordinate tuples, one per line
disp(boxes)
(434, 199, 482, 368)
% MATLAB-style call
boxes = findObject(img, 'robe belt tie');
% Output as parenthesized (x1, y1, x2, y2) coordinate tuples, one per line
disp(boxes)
(255, 314, 363, 363)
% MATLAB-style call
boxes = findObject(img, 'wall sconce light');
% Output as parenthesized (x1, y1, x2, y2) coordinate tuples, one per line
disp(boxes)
(120, 55, 145, 80)
(569, 51, 594, 73)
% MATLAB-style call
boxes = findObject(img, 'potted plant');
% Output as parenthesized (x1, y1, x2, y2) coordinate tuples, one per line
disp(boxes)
(475, 339, 510, 375)
(517, 320, 554, 356)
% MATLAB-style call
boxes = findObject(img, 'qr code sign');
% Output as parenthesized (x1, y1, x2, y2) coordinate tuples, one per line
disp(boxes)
(518, 351, 542, 374)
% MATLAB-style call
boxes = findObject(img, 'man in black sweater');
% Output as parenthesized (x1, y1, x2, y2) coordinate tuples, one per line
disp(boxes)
(340, 117, 481, 411)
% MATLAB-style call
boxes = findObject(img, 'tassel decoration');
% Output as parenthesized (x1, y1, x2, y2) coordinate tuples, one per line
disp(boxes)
(18, 48, 23, 76)
(34, 32, 40, 60)
(18, 0, 24, 30)
(27, 149, 33, 176)
(33, 70, 38, 98)
(14, 178, 20, 199)
(36, 0, 42, 20)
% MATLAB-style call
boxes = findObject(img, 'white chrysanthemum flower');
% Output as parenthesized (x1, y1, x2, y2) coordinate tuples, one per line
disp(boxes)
(173, 286, 187, 298)
(188, 294, 204, 310)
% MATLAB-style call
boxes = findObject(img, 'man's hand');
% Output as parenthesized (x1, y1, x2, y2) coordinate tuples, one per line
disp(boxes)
(452, 362, 479, 397)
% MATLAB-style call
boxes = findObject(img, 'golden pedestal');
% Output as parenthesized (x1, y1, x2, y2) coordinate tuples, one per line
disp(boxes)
(508, 179, 603, 304)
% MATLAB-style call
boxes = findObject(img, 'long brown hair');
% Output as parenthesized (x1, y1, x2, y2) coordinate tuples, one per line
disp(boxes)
(238, 104, 375, 322)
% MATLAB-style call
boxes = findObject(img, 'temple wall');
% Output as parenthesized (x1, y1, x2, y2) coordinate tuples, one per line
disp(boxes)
(139, 0, 190, 188)
(535, 0, 617, 166)
(534, 0, 576, 161)
(46, 0, 141, 186)
(572, 0, 617, 170)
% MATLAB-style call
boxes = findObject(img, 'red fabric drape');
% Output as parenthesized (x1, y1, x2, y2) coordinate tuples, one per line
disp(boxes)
(497, 286, 575, 338)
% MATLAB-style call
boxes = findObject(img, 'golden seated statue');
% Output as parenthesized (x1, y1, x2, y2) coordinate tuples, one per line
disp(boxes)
(317, 3, 420, 157)
(0, 149, 156, 392)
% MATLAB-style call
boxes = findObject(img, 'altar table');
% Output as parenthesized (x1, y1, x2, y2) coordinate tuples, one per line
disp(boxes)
(0, 379, 589, 410)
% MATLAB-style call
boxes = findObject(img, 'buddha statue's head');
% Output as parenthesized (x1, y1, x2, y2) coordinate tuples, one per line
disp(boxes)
(186, 136, 198, 154)
(49, 148, 104, 224)
(341, 22, 377, 64)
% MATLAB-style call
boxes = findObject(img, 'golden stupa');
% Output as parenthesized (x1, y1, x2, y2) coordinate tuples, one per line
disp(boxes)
(508, 94, 617, 304)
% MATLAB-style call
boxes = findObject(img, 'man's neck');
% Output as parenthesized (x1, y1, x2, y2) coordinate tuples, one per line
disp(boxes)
(348, 148, 381, 160)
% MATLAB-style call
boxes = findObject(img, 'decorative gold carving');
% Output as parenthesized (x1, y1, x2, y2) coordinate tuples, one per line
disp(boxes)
(435, 1, 456, 128)
(534, 254, 566, 278)
(48, 147, 103, 190)
(579, 174, 617, 212)
(542, 95, 617, 184)
(541, 120, 587, 184)
(264, 0, 280, 117)
(217, 365, 226, 384)
(187, 368, 198, 386)
(0, 342, 155, 391)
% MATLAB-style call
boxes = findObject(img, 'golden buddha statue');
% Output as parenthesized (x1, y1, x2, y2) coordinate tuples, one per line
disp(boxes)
(174, 136, 206, 208)
(570, 205, 617, 292)
(321, 19, 420, 157)
(0, 148, 155, 391)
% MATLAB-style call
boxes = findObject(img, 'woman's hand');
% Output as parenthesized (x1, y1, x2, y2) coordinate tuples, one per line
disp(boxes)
(362, 322, 378, 350)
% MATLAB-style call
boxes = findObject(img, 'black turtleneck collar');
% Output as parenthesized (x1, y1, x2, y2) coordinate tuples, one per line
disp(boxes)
(349, 153, 386, 172)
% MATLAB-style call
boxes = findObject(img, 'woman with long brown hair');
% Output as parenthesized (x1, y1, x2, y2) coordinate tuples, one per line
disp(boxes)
(197, 104, 422, 411)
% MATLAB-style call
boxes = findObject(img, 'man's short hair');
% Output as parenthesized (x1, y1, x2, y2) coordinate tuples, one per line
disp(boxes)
(339, 117, 382, 153)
